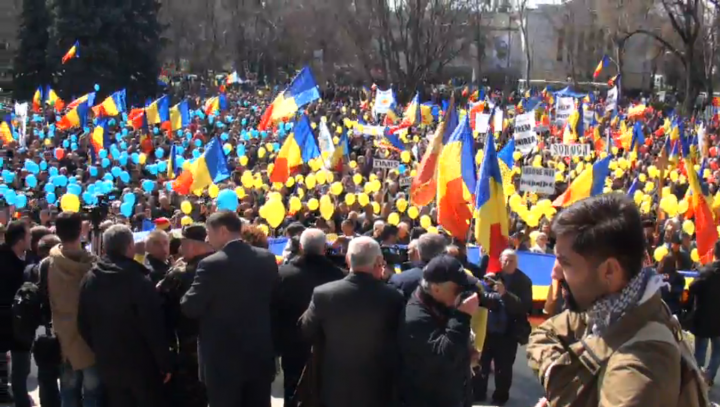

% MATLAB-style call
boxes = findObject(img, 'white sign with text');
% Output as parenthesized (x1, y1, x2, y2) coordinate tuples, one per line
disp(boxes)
(513, 112, 537, 154)
(551, 143, 591, 157)
(373, 158, 400, 170)
(519, 167, 556, 194)
(555, 97, 575, 125)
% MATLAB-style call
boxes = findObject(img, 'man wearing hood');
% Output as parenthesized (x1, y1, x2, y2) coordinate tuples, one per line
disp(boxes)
(47, 212, 101, 407)
(78, 224, 171, 407)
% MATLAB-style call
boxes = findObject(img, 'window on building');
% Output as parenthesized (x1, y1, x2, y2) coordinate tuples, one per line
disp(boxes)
(557, 30, 564, 62)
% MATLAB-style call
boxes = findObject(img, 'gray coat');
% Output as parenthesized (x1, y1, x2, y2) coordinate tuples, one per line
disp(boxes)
(181, 240, 278, 404)
(301, 272, 405, 407)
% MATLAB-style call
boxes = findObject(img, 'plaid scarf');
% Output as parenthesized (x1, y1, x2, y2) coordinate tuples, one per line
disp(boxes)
(587, 267, 654, 336)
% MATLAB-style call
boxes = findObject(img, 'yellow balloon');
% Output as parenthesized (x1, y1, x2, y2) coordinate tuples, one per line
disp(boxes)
(265, 199, 286, 228)
(330, 182, 344, 196)
(305, 174, 316, 189)
(353, 174, 363, 185)
(654, 246, 669, 262)
(633, 191, 644, 206)
(371, 201, 380, 214)
(639, 173, 647, 183)
(253, 178, 264, 190)
(400, 151, 411, 163)
(289, 196, 302, 212)
(139, 153, 147, 165)
(266, 143, 275, 152)
(297, 187, 305, 199)
(670, 171, 679, 183)
(358, 193, 370, 207)
(349, 160, 357, 169)
(307, 198, 319, 211)
(345, 193, 356, 205)
(316, 171, 327, 185)
(396, 198, 408, 213)
(614, 168, 624, 179)
(327, 171, 335, 183)
(258, 147, 266, 158)
(678, 199, 689, 214)
(272, 182, 283, 191)
(285, 177, 295, 188)
(181, 215, 193, 226)
(682, 220, 695, 236)
(509, 194, 522, 209)
(235, 187, 246, 199)
(181, 201, 193, 214)
(420, 215, 432, 229)
(320, 201, 334, 221)
(60, 194, 80, 213)
(239, 156, 249, 166)
(208, 184, 219, 198)
(513, 151, 523, 161)
(371, 179, 382, 193)
(644, 182, 654, 193)
(691, 248, 700, 263)
(407, 206, 419, 219)
(388, 212, 400, 226)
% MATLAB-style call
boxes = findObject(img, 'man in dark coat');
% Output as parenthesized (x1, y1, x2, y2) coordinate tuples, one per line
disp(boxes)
(273, 228, 345, 407)
(157, 224, 214, 407)
(474, 249, 533, 405)
(388, 233, 447, 300)
(687, 240, 720, 385)
(78, 225, 172, 407)
(181, 211, 278, 407)
(143, 230, 171, 284)
(0, 221, 31, 405)
(301, 236, 404, 407)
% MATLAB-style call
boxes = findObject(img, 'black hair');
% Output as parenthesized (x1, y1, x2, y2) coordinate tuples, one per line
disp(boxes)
(379, 224, 399, 242)
(29, 226, 52, 253)
(5, 221, 27, 248)
(55, 212, 83, 243)
(206, 210, 243, 233)
(551, 194, 645, 279)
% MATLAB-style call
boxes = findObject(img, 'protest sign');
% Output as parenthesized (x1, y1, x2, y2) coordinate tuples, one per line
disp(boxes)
(519, 167, 555, 195)
(373, 158, 400, 170)
(606, 87, 618, 113)
(475, 113, 491, 133)
(550, 143, 591, 157)
(399, 176, 412, 187)
(555, 97, 574, 125)
(583, 108, 595, 130)
(513, 112, 537, 154)
(373, 89, 395, 116)
(493, 110, 503, 133)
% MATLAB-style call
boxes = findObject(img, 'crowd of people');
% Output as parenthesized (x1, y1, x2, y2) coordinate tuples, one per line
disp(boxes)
(0, 76, 719, 407)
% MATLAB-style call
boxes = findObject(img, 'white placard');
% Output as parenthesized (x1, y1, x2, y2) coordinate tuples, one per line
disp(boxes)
(399, 176, 412, 187)
(493, 110, 503, 133)
(551, 143, 591, 157)
(373, 158, 400, 170)
(513, 112, 537, 153)
(583, 109, 595, 129)
(519, 167, 556, 195)
(555, 97, 575, 125)
(475, 113, 491, 133)
(14, 102, 27, 148)
(605, 87, 618, 113)
(373, 89, 395, 116)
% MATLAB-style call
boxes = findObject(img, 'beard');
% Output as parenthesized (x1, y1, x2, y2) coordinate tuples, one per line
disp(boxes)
(560, 279, 583, 312)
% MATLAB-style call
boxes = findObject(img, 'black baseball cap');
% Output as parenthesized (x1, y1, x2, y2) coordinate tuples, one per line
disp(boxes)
(423, 254, 479, 288)
(182, 224, 207, 242)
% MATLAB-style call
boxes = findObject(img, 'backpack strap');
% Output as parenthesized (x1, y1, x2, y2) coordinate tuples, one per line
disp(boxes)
(621, 321, 677, 350)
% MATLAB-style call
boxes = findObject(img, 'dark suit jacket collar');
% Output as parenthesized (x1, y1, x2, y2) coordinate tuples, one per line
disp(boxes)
(223, 239, 248, 251)
(347, 272, 380, 284)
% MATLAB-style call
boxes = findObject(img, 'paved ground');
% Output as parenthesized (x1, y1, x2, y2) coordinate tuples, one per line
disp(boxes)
(4, 345, 720, 407)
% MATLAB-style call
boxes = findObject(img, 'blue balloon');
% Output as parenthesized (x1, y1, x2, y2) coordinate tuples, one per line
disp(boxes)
(226, 116, 234, 123)
(194, 139, 202, 147)
(108, 119, 116, 127)
(120, 171, 130, 183)
(197, 112, 205, 120)
(153, 127, 159, 135)
(241, 118, 247, 126)
(221, 132, 229, 141)
(102, 180, 113, 194)
(131, 153, 140, 164)
(25, 175, 37, 188)
(71, 143, 78, 151)
(237, 145, 246, 156)
(99, 149, 108, 159)
(252, 130, 259, 138)
(0, 184, 7, 192)
(24, 160, 39, 174)
(82, 192, 97, 205)
(55, 175, 67, 187)
(68, 176, 77, 184)
(209, 115, 215, 124)
(273, 143, 280, 151)
(217, 189, 239, 211)
(101, 158, 110, 168)
(87, 184, 96, 195)
(185, 131, 192, 140)
(38, 131, 45, 140)
(0, 157, 4, 167)
(122, 112, 128, 122)
(260, 131, 267, 139)
(111, 149, 120, 160)
(4, 189, 16, 205)
(44, 183, 55, 193)
(147, 164, 158, 175)
(166, 182, 173, 191)
(111, 166, 121, 177)
(123, 193, 136, 206)
(192, 150, 201, 159)
(399, 164, 406, 173)
(89, 166, 98, 177)
(176, 157, 185, 167)
(157, 161, 167, 172)
(47, 192, 56, 204)
(120, 202, 133, 217)
(14, 194, 27, 209)
(71, 134, 78, 142)
(94, 84, 100, 91)
(155, 148, 164, 159)
(49, 167, 58, 177)
(39, 161, 47, 171)
(142, 180, 155, 193)
(285, 122, 293, 131)
(242, 133, 250, 141)
(177, 130, 183, 138)
(122, 128, 128, 136)
(176, 145, 184, 155)
(120, 141, 127, 151)
(67, 184, 82, 196)
(2, 170, 14, 183)
(62, 140, 69, 148)
(103, 174, 113, 182)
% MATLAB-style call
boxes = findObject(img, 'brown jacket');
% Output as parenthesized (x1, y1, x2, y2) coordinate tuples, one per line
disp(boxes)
(527, 293, 682, 407)
(48, 245, 97, 370)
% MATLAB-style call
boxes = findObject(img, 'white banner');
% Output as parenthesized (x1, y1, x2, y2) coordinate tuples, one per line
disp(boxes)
(551, 143, 591, 157)
(493, 110, 504, 133)
(15, 102, 27, 148)
(317, 121, 336, 169)
(583, 109, 595, 130)
(399, 176, 412, 187)
(606, 87, 618, 113)
(519, 167, 555, 195)
(475, 113, 491, 133)
(373, 158, 400, 170)
(555, 97, 575, 125)
(513, 112, 537, 154)
(373, 89, 395, 116)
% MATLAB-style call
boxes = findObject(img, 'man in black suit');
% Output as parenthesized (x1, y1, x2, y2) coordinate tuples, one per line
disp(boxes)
(388, 233, 447, 300)
(474, 249, 533, 405)
(273, 228, 345, 407)
(301, 236, 404, 407)
(181, 211, 278, 407)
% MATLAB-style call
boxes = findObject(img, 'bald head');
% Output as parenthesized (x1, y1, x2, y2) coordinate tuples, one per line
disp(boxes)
(347, 236, 382, 273)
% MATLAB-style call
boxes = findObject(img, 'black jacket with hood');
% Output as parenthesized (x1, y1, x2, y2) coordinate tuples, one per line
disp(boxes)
(78, 254, 171, 386)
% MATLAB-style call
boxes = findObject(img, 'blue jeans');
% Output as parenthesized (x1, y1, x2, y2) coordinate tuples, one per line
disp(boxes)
(60, 362, 101, 407)
(695, 336, 720, 381)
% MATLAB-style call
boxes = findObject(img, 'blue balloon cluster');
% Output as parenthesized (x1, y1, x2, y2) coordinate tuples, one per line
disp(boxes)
(217, 189, 238, 211)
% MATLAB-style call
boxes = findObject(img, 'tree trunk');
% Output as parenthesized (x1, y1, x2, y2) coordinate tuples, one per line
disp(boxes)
(683, 44, 695, 114)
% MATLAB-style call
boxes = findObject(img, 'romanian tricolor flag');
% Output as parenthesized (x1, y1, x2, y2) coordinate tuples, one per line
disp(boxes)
(437, 114, 476, 240)
(400, 93, 421, 127)
(562, 100, 583, 143)
(45, 87, 64, 111)
(591, 126, 606, 152)
(0, 115, 14, 144)
(145, 95, 170, 125)
(57, 101, 89, 131)
(327, 131, 349, 171)
(66, 92, 95, 111)
(552, 156, 611, 207)
(593, 55, 609, 79)
(684, 151, 718, 264)
(92, 90, 126, 117)
(608, 74, 621, 87)
(474, 128, 509, 272)
(61, 41, 79, 64)
(226, 71, 241, 85)
(172, 137, 230, 194)
(168, 144, 180, 178)
(127, 108, 146, 130)
(89, 118, 109, 162)
(410, 98, 457, 206)
(269, 114, 320, 183)
(203, 94, 227, 117)
(258, 66, 320, 131)
(497, 138, 515, 199)
(169, 100, 190, 131)
(32, 87, 43, 113)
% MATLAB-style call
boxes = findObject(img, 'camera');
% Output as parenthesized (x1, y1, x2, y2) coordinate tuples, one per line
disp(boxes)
(381, 245, 408, 266)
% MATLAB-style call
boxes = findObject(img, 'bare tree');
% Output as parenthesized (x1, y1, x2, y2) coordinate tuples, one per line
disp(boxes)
(514, 0, 531, 85)
(594, 0, 654, 76)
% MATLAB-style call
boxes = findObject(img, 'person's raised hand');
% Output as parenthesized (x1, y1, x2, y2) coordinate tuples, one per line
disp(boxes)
(457, 292, 479, 316)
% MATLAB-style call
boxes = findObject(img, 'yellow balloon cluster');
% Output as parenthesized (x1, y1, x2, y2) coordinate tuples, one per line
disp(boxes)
(260, 194, 286, 228)
(319, 195, 334, 220)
